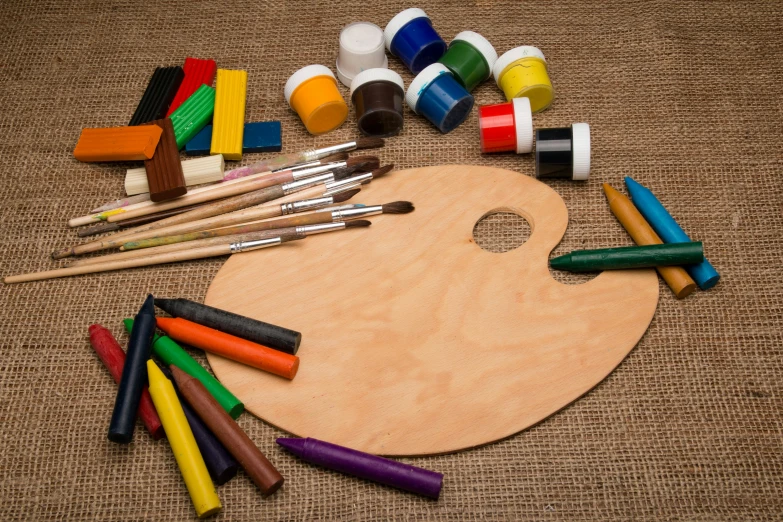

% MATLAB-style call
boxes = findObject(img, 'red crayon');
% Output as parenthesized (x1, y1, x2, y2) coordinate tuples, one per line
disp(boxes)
(88, 324, 164, 440)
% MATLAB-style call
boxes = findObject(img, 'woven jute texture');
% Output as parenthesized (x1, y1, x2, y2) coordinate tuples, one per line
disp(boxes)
(1, 0, 781, 520)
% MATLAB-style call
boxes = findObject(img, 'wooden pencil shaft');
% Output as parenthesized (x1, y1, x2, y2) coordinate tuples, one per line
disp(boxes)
(69, 229, 298, 267)
(76, 202, 211, 237)
(109, 170, 294, 223)
(69, 185, 286, 257)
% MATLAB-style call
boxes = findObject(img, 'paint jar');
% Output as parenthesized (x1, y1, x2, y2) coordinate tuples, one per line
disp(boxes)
(438, 31, 497, 92)
(535, 123, 591, 180)
(477, 97, 533, 154)
(492, 46, 554, 113)
(406, 63, 474, 134)
(384, 8, 447, 74)
(350, 69, 405, 138)
(336, 22, 388, 87)
(284, 65, 349, 135)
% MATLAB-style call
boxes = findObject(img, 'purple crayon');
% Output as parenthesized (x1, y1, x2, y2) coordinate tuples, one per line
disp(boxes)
(277, 437, 443, 499)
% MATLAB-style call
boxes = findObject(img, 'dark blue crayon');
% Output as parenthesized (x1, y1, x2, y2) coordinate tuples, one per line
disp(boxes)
(185, 122, 282, 156)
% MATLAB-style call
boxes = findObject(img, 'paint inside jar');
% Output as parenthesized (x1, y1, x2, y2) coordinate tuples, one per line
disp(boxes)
(535, 123, 591, 180)
(478, 97, 533, 154)
(285, 65, 349, 135)
(438, 31, 497, 92)
(384, 8, 447, 74)
(406, 63, 474, 134)
(493, 46, 554, 113)
(350, 68, 405, 138)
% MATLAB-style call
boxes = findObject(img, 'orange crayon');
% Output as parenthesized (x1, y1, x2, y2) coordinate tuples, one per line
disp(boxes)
(73, 125, 163, 162)
(602, 183, 696, 298)
(156, 317, 299, 380)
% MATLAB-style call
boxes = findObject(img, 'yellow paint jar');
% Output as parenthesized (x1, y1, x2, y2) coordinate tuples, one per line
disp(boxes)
(284, 65, 349, 135)
(492, 46, 553, 113)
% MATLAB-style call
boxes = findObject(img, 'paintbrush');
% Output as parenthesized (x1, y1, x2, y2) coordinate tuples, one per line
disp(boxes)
(68, 153, 368, 228)
(222, 137, 384, 181)
(120, 190, 363, 251)
(109, 164, 390, 251)
(121, 200, 412, 252)
(5, 234, 305, 284)
(68, 221, 371, 268)
(52, 172, 339, 259)
(77, 202, 211, 237)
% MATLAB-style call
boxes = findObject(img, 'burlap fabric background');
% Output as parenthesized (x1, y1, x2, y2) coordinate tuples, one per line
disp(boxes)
(1, 0, 781, 520)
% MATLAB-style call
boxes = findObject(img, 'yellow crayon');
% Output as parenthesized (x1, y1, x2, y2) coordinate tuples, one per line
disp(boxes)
(211, 69, 247, 160)
(147, 361, 222, 518)
(602, 183, 696, 298)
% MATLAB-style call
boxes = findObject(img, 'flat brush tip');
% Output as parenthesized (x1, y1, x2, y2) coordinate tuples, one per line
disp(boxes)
(381, 201, 415, 214)
(332, 188, 361, 203)
(322, 151, 349, 163)
(345, 220, 372, 228)
(372, 164, 394, 178)
(355, 137, 384, 149)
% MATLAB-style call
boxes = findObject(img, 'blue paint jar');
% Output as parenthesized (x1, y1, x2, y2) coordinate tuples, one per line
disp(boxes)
(406, 63, 474, 134)
(384, 8, 447, 74)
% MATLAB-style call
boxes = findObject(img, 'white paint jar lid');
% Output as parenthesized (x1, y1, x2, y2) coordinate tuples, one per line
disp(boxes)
(384, 8, 429, 51)
(571, 123, 591, 180)
(492, 46, 547, 84)
(512, 97, 533, 154)
(350, 68, 405, 98)
(284, 65, 336, 105)
(336, 22, 388, 87)
(405, 62, 451, 113)
(452, 31, 498, 70)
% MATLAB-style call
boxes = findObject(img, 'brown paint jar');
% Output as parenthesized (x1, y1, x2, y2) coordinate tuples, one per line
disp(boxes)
(349, 69, 405, 137)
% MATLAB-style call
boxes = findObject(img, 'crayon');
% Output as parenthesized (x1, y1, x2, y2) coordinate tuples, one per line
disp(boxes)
(147, 361, 222, 517)
(550, 242, 704, 272)
(144, 118, 187, 202)
(129, 66, 185, 126)
(167, 58, 217, 116)
(108, 294, 157, 443)
(154, 298, 301, 355)
(159, 364, 238, 485)
(88, 324, 163, 440)
(171, 366, 284, 496)
(277, 437, 443, 499)
(602, 184, 697, 298)
(211, 69, 247, 160)
(73, 125, 162, 162)
(123, 318, 243, 419)
(156, 317, 299, 380)
(169, 84, 215, 149)
(185, 122, 282, 156)
(625, 176, 720, 290)
(125, 154, 224, 195)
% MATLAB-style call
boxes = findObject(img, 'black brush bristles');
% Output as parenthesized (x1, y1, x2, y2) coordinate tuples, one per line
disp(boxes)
(381, 201, 414, 214)
(345, 220, 371, 228)
(355, 137, 384, 150)
(331, 188, 361, 204)
(320, 151, 349, 163)
(346, 155, 380, 168)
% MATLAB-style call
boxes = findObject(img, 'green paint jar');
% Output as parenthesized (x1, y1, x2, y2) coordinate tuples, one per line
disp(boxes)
(438, 31, 498, 92)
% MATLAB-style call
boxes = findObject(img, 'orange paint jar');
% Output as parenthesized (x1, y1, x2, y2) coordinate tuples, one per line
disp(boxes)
(284, 65, 349, 135)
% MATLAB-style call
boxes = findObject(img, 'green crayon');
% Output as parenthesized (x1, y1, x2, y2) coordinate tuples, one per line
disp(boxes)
(123, 318, 243, 419)
(549, 242, 703, 272)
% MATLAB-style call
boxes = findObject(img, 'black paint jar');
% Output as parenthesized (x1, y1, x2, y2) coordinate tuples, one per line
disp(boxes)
(350, 68, 405, 137)
(535, 123, 591, 180)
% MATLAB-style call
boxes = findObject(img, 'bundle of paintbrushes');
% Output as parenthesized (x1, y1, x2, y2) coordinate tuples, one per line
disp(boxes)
(4, 138, 418, 284)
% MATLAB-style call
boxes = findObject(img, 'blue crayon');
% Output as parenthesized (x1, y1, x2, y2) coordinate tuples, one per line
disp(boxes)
(185, 121, 282, 156)
(625, 177, 720, 290)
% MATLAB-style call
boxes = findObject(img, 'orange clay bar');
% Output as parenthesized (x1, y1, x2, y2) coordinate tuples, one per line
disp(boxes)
(73, 125, 163, 162)
(155, 317, 299, 380)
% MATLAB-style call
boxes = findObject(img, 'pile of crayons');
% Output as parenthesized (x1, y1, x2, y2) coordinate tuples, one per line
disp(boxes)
(550, 177, 720, 297)
(91, 295, 444, 517)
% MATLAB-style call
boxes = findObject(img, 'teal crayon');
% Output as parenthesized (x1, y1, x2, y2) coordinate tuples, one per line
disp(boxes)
(624, 177, 720, 289)
(550, 242, 704, 272)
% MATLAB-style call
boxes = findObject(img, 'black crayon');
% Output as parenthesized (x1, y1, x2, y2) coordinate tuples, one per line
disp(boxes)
(154, 298, 301, 355)
(108, 294, 156, 443)
(129, 67, 185, 126)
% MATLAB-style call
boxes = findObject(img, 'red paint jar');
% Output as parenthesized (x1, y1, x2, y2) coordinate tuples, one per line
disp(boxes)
(477, 97, 533, 154)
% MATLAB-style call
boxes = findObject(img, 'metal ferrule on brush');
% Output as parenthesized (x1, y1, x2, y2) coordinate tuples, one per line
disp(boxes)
(272, 160, 322, 173)
(319, 204, 362, 213)
(323, 182, 361, 197)
(229, 237, 282, 253)
(295, 222, 347, 235)
(281, 173, 334, 194)
(280, 196, 334, 215)
(326, 172, 373, 190)
(290, 162, 346, 181)
(331, 205, 383, 221)
(302, 141, 358, 161)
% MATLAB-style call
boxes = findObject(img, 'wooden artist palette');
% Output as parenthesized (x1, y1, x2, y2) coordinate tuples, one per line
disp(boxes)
(205, 165, 659, 456)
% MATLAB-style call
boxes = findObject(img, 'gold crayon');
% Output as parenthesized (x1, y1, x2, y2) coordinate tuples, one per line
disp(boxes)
(602, 183, 696, 298)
